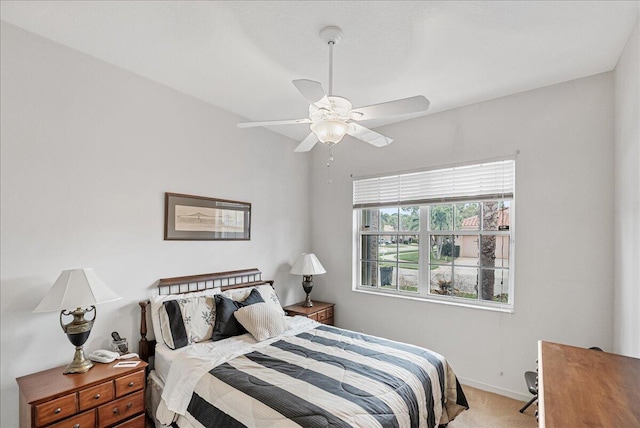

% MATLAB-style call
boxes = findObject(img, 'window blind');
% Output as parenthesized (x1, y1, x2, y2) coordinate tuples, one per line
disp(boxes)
(353, 159, 515, 208)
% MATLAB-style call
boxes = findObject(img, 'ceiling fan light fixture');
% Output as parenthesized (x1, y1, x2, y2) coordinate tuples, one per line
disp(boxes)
(237, 25, 430, 153)
(310, 120, 350, 145)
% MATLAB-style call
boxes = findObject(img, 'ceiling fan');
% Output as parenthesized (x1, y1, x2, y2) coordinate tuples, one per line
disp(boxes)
(237, 26, 430, 152)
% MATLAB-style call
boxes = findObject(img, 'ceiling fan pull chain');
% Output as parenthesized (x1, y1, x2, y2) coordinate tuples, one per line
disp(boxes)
(326, 147, 334, 184)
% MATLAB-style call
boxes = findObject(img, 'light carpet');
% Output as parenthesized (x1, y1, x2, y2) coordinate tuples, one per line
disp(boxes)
(448, 385, 538, 428)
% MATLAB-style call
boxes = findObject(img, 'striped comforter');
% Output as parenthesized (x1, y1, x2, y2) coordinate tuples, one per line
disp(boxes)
(171, 324, 468, 428)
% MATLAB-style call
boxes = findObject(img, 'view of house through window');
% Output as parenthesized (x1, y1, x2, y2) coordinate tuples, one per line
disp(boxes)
(353, 160, 515, 310)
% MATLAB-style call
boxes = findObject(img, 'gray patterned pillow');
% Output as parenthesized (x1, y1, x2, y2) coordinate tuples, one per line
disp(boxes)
(158, 296, 215, 349)
(234, 302, 286, 341)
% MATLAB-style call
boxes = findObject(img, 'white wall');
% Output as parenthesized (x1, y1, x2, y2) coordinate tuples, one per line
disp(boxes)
(613, 17, 640, 358)
(0, 22, 310, 427)
(2, 15, 634, 427)
(310, 72, 615, 400)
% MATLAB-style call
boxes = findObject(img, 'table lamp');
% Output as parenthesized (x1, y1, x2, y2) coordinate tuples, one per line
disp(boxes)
(290, 253, 326, 307)
(34, 268, 121, 374)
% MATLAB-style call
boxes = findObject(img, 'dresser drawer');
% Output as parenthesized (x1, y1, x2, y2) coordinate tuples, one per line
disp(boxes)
(35, 393, 77, 427)
(112, 413, 145, 428)
(79, 381, 114, 411)
(114, 371, 144, 398)
(46, 409, 95, 428)
(17, 360, 148, 428)
(97, 390, 144, 427)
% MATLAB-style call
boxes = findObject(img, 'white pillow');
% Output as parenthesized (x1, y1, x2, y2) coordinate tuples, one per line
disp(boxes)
(234, 303, 286, 341)
(150, 289, 220, 346)
(158, 295, 215, 349)
(222, 284, 285, 316)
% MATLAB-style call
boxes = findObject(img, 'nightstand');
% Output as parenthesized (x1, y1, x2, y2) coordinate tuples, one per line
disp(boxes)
(284, 301, 335, 326)
(16, 359, 147, 428)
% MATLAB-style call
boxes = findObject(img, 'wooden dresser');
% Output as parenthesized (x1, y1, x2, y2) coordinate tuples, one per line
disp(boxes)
(17, 359, 147, 428)
(284, 301, 334, 326)
(538, 341, 640, 427)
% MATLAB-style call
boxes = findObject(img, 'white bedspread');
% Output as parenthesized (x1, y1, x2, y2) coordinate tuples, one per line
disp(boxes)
(160, 316, 317, 420)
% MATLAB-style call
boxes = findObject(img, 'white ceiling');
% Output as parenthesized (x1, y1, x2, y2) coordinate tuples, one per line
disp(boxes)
(1, 1, 638, 143)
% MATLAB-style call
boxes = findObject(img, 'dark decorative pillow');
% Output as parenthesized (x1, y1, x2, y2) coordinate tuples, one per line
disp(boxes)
(211, 288, 264, 341)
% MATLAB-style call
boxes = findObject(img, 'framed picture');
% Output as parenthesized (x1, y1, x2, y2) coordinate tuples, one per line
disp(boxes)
(164, 193, 251, 241)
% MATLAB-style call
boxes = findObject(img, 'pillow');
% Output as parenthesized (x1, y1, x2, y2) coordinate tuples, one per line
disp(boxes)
(158, 295, 216, 349)
(222, 284, 286, 316)
(211, 288, 264, 342)
(234, 303, 286, 341)
(150, 288, 220, 346)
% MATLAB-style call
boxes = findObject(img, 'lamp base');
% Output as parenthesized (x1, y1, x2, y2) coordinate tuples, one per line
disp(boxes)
(61, 306, 96, 375)
(303, 293, 313, 308)
(63, 346, 93, 374)
(302, 275, 313, 307)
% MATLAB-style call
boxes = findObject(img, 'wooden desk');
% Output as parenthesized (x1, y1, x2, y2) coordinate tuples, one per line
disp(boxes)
(538, 341, 640, 427)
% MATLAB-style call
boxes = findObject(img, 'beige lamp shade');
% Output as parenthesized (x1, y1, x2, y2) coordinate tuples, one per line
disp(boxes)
(290, 253, 326, 276)
(34, 268, 121, 312)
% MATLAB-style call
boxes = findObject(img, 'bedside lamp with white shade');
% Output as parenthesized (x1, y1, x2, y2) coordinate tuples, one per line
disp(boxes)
(33, 268, 121, 374)
(290, 253, 326, 308)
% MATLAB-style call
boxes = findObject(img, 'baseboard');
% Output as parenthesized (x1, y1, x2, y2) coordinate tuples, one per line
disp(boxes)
(458, 377, 531, 402)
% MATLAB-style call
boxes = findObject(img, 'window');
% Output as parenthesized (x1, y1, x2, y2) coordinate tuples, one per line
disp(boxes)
(353, 160, 515, 311)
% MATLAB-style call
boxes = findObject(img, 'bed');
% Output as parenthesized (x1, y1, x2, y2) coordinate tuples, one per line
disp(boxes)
(139, 268, 468, 428)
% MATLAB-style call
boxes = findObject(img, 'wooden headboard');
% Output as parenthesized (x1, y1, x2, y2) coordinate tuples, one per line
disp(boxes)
(138, 268, 274, 362)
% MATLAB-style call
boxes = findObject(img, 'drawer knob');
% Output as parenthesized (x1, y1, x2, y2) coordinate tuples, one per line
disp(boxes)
(126, 402, 133, 409)
(94, 393, 101, 399)
(128, 381, 134, 387)
(74, 425, 80, 428)
(113, 408, 120, 415)
(54, 408, 61, 414)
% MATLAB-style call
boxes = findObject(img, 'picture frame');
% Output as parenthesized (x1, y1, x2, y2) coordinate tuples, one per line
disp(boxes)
(164, 193, 251, 241)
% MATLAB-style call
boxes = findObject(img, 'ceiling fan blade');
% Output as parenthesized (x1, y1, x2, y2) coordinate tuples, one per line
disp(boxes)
(348, 123, 393, 147)
(294, 132, 318, 152)
(292, 79, 330, 107)
(350, 95, 430, 121)
(237, 118, 311, 128)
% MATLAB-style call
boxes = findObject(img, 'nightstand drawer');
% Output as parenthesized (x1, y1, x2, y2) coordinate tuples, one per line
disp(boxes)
(46, 409, 95, 428)
(114, 371, 144, 398)
(79, 381, 114, 411)
(35, 393, 76, 427)
(283, 301, 335, 326)
(317, 307, 333, 322)
(97, 389, 144, 427)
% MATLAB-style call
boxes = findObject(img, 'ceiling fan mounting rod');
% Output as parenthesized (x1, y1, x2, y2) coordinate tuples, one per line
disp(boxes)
(328, 40, 334, 96)
(319, 26, 342, 97)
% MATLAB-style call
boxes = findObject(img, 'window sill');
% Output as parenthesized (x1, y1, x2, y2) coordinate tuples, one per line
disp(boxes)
(352, 287, 515, 313)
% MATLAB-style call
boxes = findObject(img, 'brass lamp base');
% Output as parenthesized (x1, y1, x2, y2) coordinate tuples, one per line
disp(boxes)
(64, 346, 94, 374)
(302, 275, 314, 307)
(61, 306, 96, 375)
(303, 293, 313, 308)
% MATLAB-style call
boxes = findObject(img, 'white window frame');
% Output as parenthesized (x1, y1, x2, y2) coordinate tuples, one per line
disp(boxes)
(352, 159, 515, 313)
